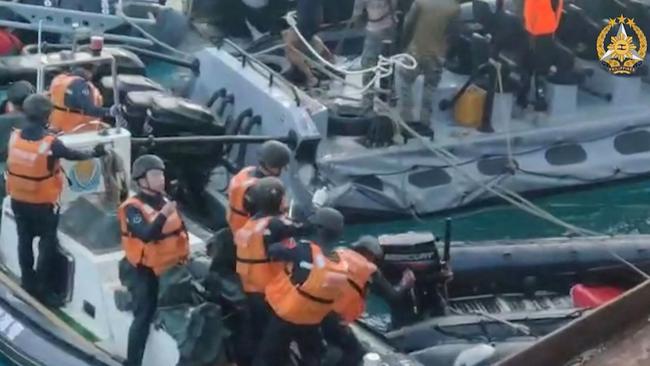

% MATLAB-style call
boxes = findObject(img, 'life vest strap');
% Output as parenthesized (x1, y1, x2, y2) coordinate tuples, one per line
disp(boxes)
(7, 170, 55, 181)
(53, 104, 85, 115)
(236, 256, 271, 264)
(120, 228, 185, 241)
(296, 287, 334, 305)
(347, 278, 366, 297)
(229, 205, 249, 217)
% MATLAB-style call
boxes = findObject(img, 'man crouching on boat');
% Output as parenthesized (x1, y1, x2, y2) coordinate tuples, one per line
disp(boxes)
(323, 235, 416, 365)
(118, 154, 189, 366)
(283, 0, 334, 88)
(6, 93, 106, 307)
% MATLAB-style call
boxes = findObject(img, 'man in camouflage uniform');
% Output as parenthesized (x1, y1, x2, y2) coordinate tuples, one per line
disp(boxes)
(398, 0, 460, 125)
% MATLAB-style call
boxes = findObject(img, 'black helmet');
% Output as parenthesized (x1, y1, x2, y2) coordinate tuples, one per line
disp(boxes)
(259, 140, 291, 169)
(132, 154, 165, 180)
(251, 176, 285, 214)
(7, 81, 35, 107)
(351, 235, 383, 260)
(310, 207, 344, 237)
(22, 94, 52, 122)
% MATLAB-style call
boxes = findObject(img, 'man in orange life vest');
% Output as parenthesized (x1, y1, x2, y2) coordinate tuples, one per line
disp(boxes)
(227, 140, 291, 235)
(235, 176, 312, 365)
(118, 154, 189, 366)
(322, 235, 416, 366)
(48, 64, 116, 133)
(518, 0, 564, 111)
(254, 207, 348, 366)
(6, 93, 106, 306)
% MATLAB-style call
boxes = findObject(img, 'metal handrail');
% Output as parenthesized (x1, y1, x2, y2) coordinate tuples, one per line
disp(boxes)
(36, 53, 119, 126)
(221, 39, 303, 106)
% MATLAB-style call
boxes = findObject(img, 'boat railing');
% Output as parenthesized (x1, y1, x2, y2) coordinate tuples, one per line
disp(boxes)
(36, 52, 120, 127)
(0, 1, 155, 47)
(220, 38, 304, 107)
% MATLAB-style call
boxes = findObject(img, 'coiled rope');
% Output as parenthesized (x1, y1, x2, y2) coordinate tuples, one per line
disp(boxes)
(284, 11, 417, 93)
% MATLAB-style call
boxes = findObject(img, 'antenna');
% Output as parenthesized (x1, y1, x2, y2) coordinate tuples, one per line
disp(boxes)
(36, 20, 44, 93)
(443, 217, 452, 263)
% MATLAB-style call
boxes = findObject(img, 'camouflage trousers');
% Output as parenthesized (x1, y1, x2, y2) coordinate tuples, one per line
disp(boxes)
(361, 26, 395, 105)
(397, 55, 443, 123)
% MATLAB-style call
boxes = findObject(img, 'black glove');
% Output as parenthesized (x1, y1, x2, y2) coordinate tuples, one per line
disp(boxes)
(92, 144, 107, 158)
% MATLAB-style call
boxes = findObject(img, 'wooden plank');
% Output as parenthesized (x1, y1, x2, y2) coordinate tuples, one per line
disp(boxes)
(496, 280, 650, 366)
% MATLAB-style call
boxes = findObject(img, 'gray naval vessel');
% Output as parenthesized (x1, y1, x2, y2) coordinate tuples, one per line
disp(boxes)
(184, 0, 650, 222)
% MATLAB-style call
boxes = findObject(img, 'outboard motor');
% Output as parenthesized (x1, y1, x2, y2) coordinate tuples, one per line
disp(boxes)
(379, 219, 453, 327)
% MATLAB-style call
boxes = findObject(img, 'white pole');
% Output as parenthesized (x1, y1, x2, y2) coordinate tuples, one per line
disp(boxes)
(36, 20, 43, 93)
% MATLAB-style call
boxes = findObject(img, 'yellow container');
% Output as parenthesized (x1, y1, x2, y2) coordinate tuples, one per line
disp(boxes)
(454, 84, 486, 129)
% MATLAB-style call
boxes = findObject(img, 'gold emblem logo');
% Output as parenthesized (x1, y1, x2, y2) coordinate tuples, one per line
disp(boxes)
(597, 15, 647, 75)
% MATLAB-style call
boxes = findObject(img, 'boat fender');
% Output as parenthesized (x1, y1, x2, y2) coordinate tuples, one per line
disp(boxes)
(453, 344, 496, 366)
(328, 104, 374, 137)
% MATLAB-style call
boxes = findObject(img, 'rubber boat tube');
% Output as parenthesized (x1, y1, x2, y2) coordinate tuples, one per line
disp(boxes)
(381, 234, 650, 297)
(0, 272, 120, 366)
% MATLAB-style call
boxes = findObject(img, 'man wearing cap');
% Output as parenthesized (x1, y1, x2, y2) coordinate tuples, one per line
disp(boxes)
(48, 65, 115, 133)
(6, 93, 106, 306)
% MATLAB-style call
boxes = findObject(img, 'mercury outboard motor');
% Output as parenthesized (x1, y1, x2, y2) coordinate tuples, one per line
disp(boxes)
(379, 219, 453, 327)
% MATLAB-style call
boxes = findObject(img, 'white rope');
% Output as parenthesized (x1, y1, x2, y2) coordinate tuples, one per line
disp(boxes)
(492, 60, 515, 170)
(252, 43, 285, 56)
(284, 11, 417, 93)
(373, 98, 650, 279)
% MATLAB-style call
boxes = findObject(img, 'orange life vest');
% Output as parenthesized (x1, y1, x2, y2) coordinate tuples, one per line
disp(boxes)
(524, 0, 564, 36)
(6, 131, 63, 204)
(118, 196, 190, 276)
(265, 243, 348, 325)
(227, 166, 258, 234)
(49, 74, 104, 133)
(332, 248, 377, 324)
(234, 216, 286, 293)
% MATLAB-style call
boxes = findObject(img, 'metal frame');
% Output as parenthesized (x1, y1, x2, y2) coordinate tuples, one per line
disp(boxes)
(36, 52, 118, 110)
(0, 1, 155, 47)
